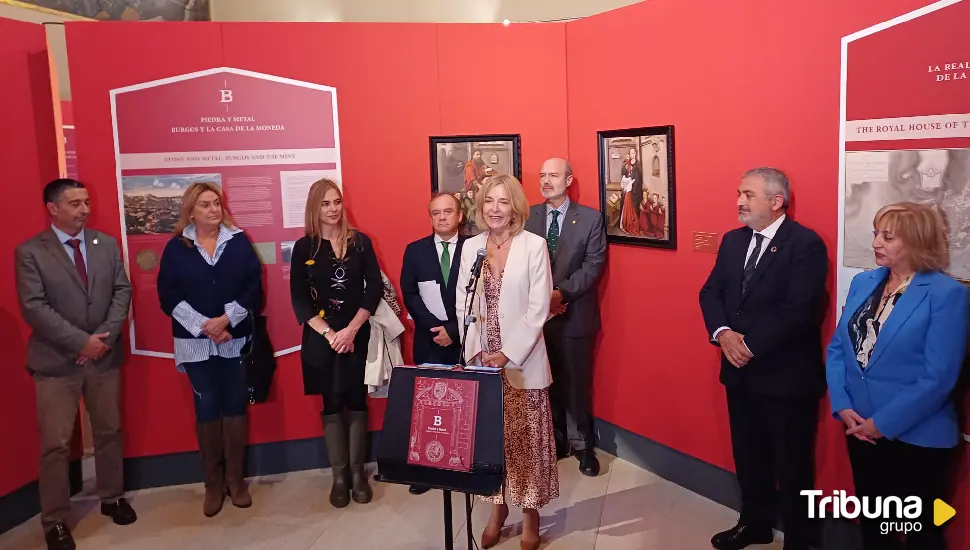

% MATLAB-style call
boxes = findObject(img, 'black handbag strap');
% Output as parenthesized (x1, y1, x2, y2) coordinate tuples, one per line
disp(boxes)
(240, 309, 257, 356)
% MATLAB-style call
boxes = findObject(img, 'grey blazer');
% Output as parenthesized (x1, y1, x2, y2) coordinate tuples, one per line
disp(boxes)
(525, 201, 606, 338)
(15, 227, 132, 376)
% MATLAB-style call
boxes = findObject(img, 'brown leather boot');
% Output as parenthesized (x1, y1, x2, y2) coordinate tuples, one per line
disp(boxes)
(323, 412, 351, 508)
(223, 415, 252, 508)
(195, 420, 225, 517)
(348, 410, 373, 504)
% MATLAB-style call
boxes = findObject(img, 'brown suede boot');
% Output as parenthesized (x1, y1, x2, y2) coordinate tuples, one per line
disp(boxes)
(223, 415, 252, 508)
(323, 412, 351, 508)
(196, 420, 225, 517)
(348, 410, 373, 504)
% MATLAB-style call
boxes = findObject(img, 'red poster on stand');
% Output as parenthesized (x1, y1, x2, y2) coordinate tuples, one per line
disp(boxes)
(110, 68, 341, 358)
(407, 377, 479, 472)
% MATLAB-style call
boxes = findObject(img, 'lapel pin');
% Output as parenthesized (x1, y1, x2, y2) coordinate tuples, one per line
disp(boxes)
(572, 220, 577, 224)
(770, 246, 777, 252)
(92, 238, 98, 245)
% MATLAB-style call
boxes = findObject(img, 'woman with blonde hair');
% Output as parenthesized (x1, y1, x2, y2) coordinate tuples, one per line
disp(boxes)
(827, 201, 968, 550)
(157, 182, 263, 517)
(455, 174, 558, 550)
(289, 178, 382, 508)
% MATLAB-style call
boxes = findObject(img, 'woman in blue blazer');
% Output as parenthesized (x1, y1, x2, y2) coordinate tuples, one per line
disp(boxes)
(827, 202, 968, 550)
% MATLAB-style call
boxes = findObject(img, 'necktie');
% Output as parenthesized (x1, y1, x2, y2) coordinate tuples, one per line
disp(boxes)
(68, 239, 88, 286)
(741, 233, 764, 295)
(440, 242, 451, 284)
(547, 211, 561, 256)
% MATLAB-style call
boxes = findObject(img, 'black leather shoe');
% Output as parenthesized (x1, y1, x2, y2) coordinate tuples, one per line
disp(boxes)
(44, 522, 75, 550)
(577, 449, 600, 477)
(409, 485, 431, 495)
(101, 497, 137, 526)
(711, 523, 773, 550)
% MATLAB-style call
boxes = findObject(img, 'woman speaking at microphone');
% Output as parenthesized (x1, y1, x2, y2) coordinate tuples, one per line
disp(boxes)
(455, 174, 558, 550)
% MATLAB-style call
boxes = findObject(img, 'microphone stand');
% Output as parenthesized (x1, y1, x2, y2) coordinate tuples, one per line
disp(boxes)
(451, 253, 482, 550)
(458, 253, 484, 368)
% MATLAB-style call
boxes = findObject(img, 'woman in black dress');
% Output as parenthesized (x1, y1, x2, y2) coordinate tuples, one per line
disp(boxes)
(290, 178, 382, 508)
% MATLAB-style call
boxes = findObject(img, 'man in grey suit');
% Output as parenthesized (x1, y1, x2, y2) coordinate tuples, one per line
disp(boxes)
(525, 158, 607, 477)
(15, 179, 137, 550)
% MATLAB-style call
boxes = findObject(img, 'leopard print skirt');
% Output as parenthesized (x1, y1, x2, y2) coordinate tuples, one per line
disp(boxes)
(480, 262, 560, 509)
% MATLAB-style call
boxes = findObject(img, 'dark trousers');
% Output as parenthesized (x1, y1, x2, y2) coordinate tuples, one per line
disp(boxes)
(34, 364, 123, 529)
(847, 436, 951, 550)
(184, 356, 247, 423)
(726, 387, 818, 548)
(545, 324, 595, 450)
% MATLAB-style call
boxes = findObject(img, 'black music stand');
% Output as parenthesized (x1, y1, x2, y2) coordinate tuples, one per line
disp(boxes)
(375, 366, 504, 550)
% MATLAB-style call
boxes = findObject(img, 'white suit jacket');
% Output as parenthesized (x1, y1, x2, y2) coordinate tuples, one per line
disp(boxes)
(455, 230, 553, 390)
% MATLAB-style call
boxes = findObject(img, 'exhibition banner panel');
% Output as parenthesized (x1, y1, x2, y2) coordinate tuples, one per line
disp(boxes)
(111, 67, 341, 358)
(839, 0, 970, 293)
(838, 0, 970, 436)
(63, 125, 77, 180)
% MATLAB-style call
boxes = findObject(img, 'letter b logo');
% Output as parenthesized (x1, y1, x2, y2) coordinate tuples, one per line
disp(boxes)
(220, 89, 233, 103)
(433, 416, 442, 427)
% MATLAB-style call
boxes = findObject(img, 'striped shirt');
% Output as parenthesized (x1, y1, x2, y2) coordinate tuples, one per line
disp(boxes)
(171, 224, 249, 370)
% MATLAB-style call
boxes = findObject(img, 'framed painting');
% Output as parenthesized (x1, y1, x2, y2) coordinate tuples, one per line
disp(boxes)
(4, 0, 211, 20)
(598, 125, 677, 249)
(429, 134, 522, 236)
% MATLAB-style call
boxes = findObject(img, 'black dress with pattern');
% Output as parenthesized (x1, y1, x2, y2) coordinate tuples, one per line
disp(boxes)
(289, 232, 382, 396)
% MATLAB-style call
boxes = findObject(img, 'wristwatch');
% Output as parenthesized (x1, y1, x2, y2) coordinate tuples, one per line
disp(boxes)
(322, 327, 332, 337)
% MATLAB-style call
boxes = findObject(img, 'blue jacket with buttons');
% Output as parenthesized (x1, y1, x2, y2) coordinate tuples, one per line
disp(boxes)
(157, 232, 262, 340)
(826, 267, 969, 448)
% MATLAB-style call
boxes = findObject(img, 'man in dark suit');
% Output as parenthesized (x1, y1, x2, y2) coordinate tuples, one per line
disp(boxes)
(15, 179, 137, 550)
(699, 168, 828, 550)
(525, 157, 606, 477)
(400, 192, 466, 494)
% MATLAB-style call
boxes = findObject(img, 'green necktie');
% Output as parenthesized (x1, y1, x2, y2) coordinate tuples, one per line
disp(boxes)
(547, 210, 561, 256)
(440, 242, 451, 284)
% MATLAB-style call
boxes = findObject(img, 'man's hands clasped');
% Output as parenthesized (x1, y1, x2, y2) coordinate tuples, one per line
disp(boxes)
(717, 329, 753, 368)
(550, 289, 567, 316)
(431, 326, 453, 347)
(77, 332, 110, 364)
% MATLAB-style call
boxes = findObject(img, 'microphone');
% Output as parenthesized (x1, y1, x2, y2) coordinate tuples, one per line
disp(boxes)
(470, 248, 486, 280)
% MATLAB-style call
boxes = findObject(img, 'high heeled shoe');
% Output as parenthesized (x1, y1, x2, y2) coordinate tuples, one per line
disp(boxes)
(521, 508, 541, 550)
(481, 505, 509, 549)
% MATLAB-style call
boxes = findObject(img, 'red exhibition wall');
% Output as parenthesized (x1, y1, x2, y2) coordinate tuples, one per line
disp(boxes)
(61, 0, 970, 545)
(65, 21, 567, 455)
(0, 18, 59, 497)
(566, 0, 970, 545)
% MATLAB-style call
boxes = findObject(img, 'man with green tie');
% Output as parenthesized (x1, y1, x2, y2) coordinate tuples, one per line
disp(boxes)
(400, 192, 467, 494)
(525, 158, 607, 477)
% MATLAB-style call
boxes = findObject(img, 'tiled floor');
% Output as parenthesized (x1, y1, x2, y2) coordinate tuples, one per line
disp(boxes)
(0, 453, 785, 549)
